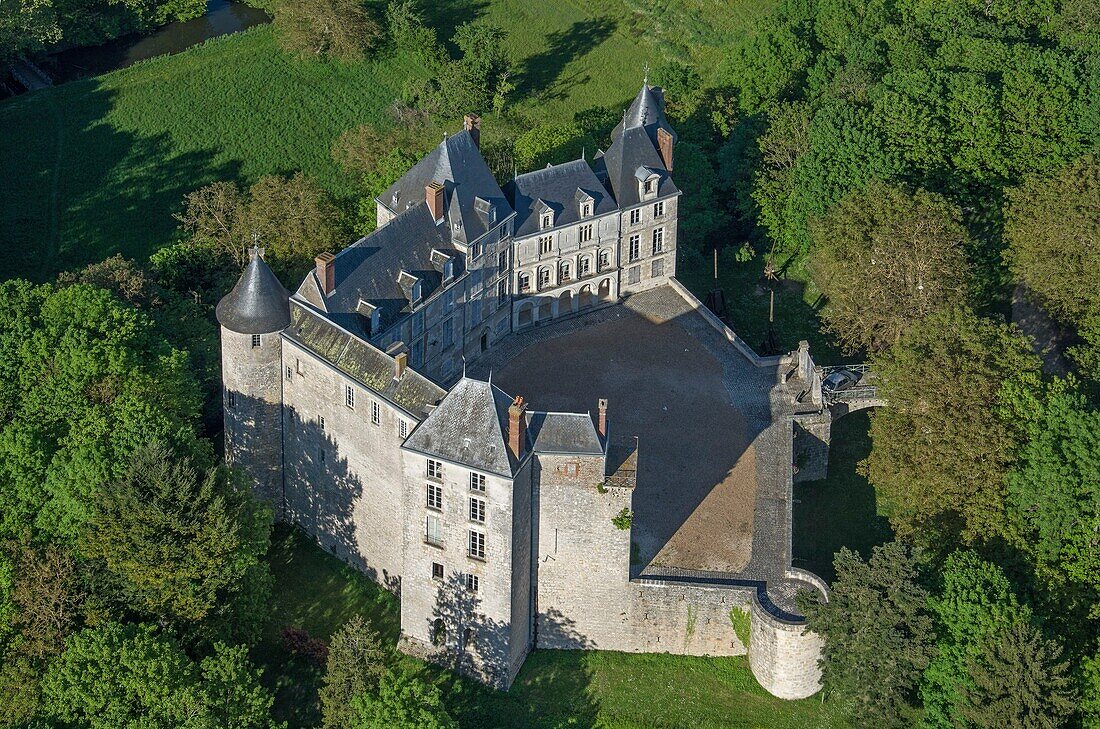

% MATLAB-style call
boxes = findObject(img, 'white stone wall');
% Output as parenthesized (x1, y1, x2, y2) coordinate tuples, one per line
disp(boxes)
(619, 195, 678, 295)
(748, 595, 825, 700)
(221, 327, 284, 508)
(280, 337, 411, 588)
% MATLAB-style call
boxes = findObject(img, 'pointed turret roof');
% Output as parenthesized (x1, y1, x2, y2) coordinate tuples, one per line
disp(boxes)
(216, 248, 291, 334)
(611, 82, 678, 147)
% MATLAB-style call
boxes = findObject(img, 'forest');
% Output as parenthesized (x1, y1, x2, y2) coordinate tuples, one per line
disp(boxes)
(0, 0, 1097, 726)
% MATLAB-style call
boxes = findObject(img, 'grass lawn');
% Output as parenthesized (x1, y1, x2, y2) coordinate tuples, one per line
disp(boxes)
(260, 524, 850, 729)
(791, 411, 894, 584)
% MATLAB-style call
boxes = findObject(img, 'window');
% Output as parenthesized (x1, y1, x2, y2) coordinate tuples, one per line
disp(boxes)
(468, 530, 486, 560)
(371, 401, 380, 425)
(251, 334, 261, 348)
(469, 497, 486, 523)
(628, 266, 641, 285)
(470, 472, 485, 492)
(442, 318, 454, 348)
(286, 366, 293, 381)
(579, 257, 591, 277)
(465, 573, 479, 592)
(432, 562, 444, 581)
(296, 358, 304, 375)
(579, 224, 593, 243)
(443, 289, 456, 313)
(599, 250, 610, 270)
(498, 250, 508, 272)
(652, 258, 665, 278)
(412, 280, 423, 303)
(559, 262, 571, 282)
(319, 416, 326, 431)
(518, 273, 531, 293)
(629, 209, 640, 225)
(411, 312, 424, 338)
(427, 459, 443, 480)
(538, 268, 551, 290)
(426, 482, 443, 510)
(499, 226, 507, 242)
(498, 279, 508, 300)
(628, 235, 640, 262)
(227, 391, 236, 409)
(345, 385, 355, 409)
(411, 339, 424, 365)
(581, 202, 591, 217)
(432, 618, 445, 645)
(426, 515, 442, 546)
(319, 448, 326, 464)
(399, 420, 407, 439)
(471, 241, 482, 260)
(654, 201, 665, 218)
(644, 178, 656, 194)
(538, 236, 553, 255)
(652, 227, 664, 254)
(541, 213, 552, 229)
(462, 627, 474, 650)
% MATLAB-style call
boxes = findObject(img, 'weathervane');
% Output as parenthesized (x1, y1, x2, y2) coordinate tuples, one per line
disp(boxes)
(643, 62, 650, 85)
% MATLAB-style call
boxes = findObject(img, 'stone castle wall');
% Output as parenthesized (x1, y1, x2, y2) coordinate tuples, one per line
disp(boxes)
(748, 592, 825, 700)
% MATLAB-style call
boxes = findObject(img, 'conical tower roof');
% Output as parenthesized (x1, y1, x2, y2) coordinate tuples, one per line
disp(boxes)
(216, 248, 291, 334)
(611, 81, 678, 147)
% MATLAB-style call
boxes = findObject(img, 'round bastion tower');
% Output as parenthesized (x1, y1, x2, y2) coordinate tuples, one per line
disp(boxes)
(215, 246, 291, 513)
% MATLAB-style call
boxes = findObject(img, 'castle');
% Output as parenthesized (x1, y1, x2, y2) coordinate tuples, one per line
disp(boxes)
(217, 81, 826, 698)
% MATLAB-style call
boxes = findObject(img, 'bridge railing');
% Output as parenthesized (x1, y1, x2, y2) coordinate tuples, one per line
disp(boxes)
(816, 364, 878, 406)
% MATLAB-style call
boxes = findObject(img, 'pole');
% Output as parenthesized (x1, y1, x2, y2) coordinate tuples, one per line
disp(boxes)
(769, 289, 775, 324)
(713, 248, 718, 281)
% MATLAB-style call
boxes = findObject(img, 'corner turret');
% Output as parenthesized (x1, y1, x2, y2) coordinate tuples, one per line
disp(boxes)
(218, 247, 289, 511)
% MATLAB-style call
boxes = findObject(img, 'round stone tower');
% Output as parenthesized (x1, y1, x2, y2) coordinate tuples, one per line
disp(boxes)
(216, 246, 291, 513)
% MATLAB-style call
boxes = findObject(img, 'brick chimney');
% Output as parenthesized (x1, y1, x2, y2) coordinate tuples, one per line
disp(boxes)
(657, 127, 674, 171)
(508, 396, 527, 460)
(315, 252, 335, 296)
(464, 113, 481, 149)
(393, 351, 408, 380)
(426, 181, 445, 222)
(597, 398, 608, 439)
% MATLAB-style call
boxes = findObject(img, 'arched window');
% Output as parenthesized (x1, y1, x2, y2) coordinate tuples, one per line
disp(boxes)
(519, 272, 531, 293)
(537, 268, 551, 290)
(432, 618, 446, 646)
(560, 262, 571, 282)
(579, 256, 591, 277)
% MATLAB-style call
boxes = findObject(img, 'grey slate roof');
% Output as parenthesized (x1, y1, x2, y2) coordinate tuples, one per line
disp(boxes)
(526, 411, 604, 455)
(594, 125, 680, 209)
(402, 377, 523, 477)
(294, 203, 462, 337)
(283, 302, 445, 418)
(611, 83, 678, 148)
(378, 129, 513, 247)
(216, 251, 291, 335)
(505, 159, 618, 239)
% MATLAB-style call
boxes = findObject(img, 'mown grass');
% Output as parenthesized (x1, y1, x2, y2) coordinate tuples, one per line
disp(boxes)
(791, 411, 894, 584)
(261, 524, 850, 729)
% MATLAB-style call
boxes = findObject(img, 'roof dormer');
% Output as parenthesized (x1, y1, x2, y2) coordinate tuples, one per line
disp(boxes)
(356, 298, 381, 337)
(534, 199, 554, 229)
(635, 166, 661, 200)
(398, 269, 422, 305)
(575, 189, 594, 217)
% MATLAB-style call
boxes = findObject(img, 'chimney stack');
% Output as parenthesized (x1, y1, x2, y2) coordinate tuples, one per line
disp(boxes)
(657, 127, 674, 172)
(464, 113, 481, 149)
(394, 351, 408, 380)
(426, 181, 445, 222)
(315, 252, 335, 296)
(597, 398, 608, 439)
(508, 396, 527, 460)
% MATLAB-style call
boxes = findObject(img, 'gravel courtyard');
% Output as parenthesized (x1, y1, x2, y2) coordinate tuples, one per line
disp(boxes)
(475, 285, 782, 574)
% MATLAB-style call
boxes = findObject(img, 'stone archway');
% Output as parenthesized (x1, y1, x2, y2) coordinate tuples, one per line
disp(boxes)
(537, 298, 553, 322)
(578, 284, 594, 309)
(558, 289, 574, 317)
(517, 301, 533, 328)
(598, 278, 612, 302)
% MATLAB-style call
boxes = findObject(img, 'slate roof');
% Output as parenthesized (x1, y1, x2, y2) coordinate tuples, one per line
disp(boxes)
(402, 377, 524, 477)
(283, 302, 446, 418)
(595, 82, 681, 208)
(526, 411, 604, 455)
(216, 250, 291, 335)
(293, 203, 462, 337)
(505, 159, 618, 239)
(611, 83, 678, 148)
(378, 129, 513, 247)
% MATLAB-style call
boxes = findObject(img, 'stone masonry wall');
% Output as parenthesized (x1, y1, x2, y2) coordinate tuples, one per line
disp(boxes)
(748, 594, 825, 700)
(619, 195, 678, 295)
(221, 327, 284, 508)
(792, 413, 831, 484)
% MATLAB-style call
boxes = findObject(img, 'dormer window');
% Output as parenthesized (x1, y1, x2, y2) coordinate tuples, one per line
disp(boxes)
(412, 279, 423, 303)
(391, 192, 399, 205)
(644, 178, 656, 195)
(444, 259, 454, 281)
(357, 299, 381, 337)
(581, 202, 591, 217)
(541, 213, 553, 229)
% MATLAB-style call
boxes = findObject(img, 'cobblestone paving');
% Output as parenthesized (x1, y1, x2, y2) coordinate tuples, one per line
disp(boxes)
(471, 286, 821, 617)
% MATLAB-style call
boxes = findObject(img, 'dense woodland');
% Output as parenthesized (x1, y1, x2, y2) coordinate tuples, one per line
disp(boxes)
(0, 0, 1098, 726)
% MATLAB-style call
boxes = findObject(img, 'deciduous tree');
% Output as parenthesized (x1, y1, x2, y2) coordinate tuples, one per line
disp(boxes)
(350, 667, 456, 729)
(275, 0, 382, 61)
(320, 615, 387, 729)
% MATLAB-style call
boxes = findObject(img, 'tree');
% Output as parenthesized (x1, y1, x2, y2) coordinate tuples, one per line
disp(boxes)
(8, 544, 85, 661)
(863, 307, 1041, 547)
(922, 551, 1074, 728)
(0, 281, 201, 543)
(1002, 376, 1100, 593)
(275, 0, 382, 61)
(82, 442, 272, 645)
(809, 181, 971, 353)
(0, 0, 60, 63)
(421, 22, 514, 117)
(320, 615, 387, 729)
(800, 542, 933, 727)
(40, 622, 207, 728)
(350, 667, 456, 729)
(200, 643, 280, 729)
(354, 148, 420, 234)
(1004, 155, 1100, 330)
(513, 122, 588, 172)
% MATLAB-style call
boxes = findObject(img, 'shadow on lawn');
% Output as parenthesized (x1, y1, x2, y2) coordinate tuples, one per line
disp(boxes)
(516, 18, 617, 101)
(0, 79, 238, 283)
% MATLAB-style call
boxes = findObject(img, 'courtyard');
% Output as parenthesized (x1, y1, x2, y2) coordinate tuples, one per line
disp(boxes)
(473, 285, 788, 576)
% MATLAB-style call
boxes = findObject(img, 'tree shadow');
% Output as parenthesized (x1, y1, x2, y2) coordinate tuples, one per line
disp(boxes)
(418, 0, 490, 57)
(516, 18, 617, 100)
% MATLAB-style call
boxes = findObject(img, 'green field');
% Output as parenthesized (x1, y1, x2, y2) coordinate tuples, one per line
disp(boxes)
(0, 0, 777, 283)
(792, 412, 894, 584)
(261, 525, 850, 729)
